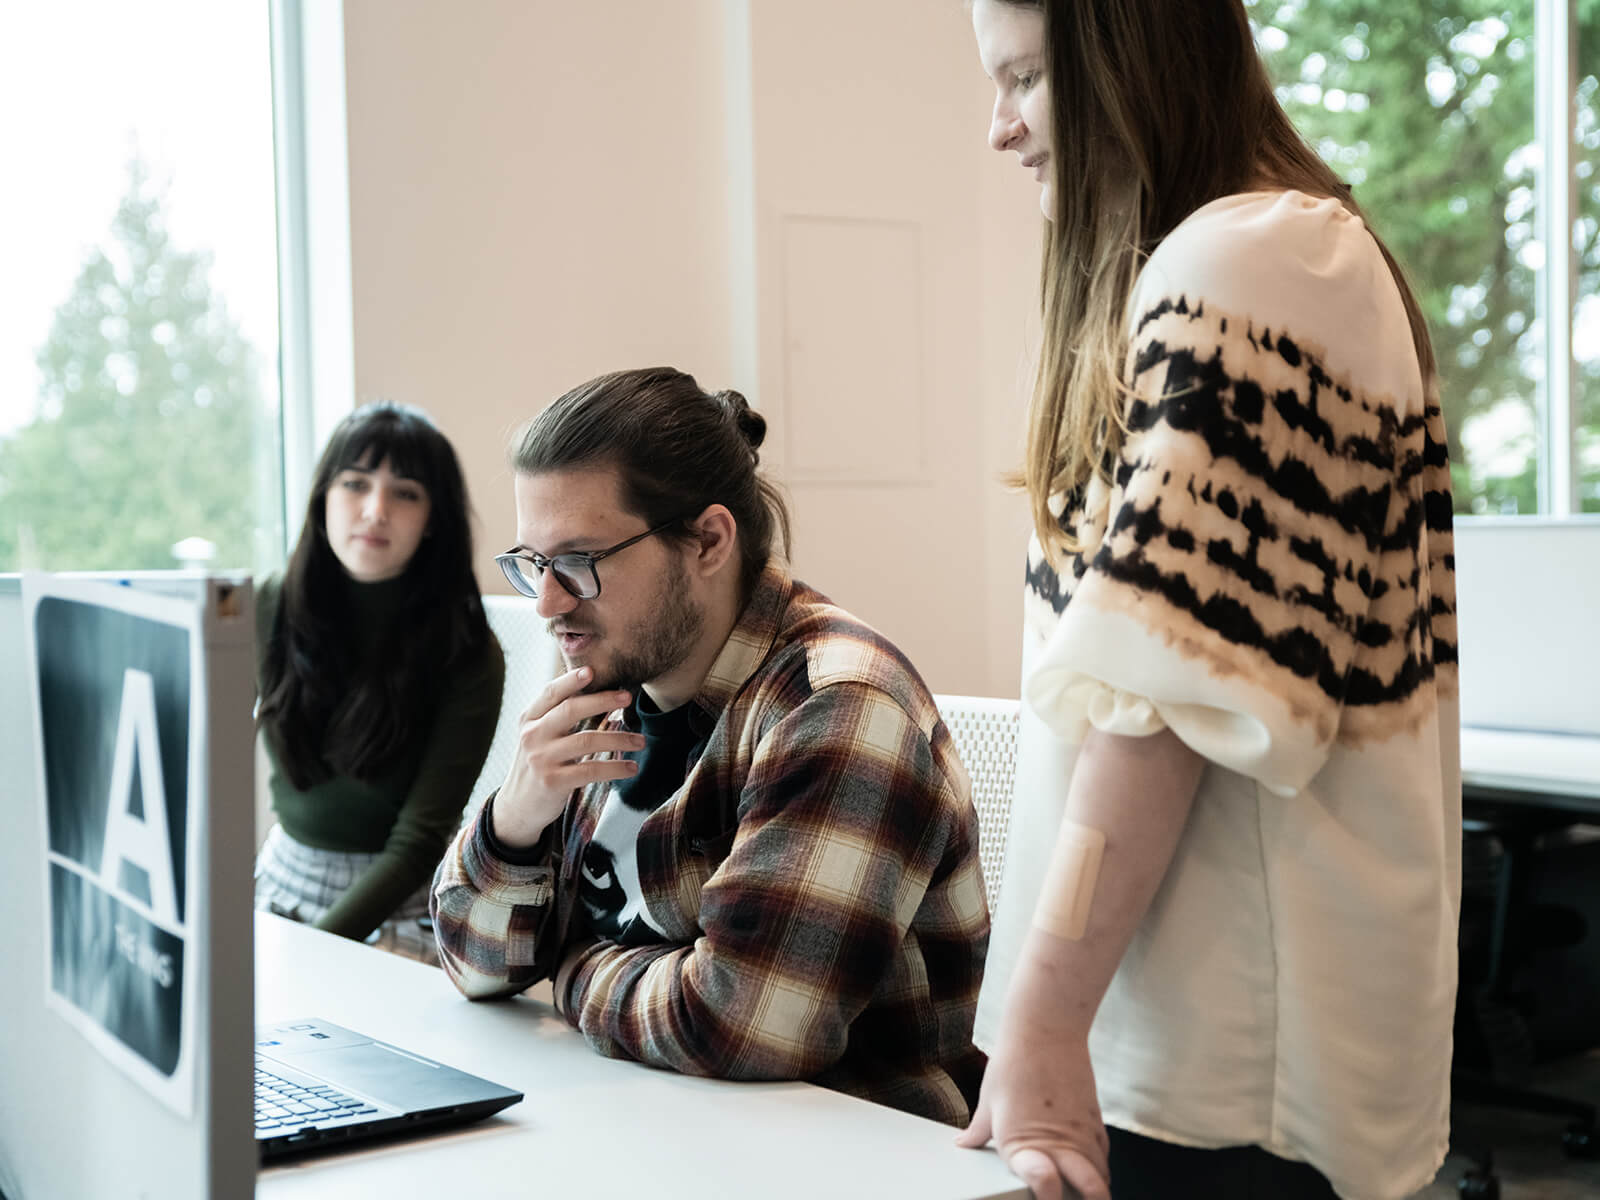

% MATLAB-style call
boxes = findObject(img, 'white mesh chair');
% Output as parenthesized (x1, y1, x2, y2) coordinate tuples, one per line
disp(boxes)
(466, 595, 565, 817)
(933, 694, 1020, 915)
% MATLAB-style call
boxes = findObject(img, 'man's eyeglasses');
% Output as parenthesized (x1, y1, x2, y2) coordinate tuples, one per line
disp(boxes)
(495, 516, 685, 600)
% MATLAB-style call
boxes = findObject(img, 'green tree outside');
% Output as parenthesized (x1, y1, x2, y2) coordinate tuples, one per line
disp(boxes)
(1248, 0, 1600, 513)
(0, 159, 279, 570)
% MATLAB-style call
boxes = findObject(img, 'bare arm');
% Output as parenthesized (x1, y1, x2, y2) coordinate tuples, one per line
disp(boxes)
(1017, 724, 1204, 1039)
(959, 724, 1205, 1200)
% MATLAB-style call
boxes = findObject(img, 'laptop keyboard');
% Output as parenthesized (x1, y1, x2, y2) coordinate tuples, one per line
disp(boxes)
(254, 1056, 379, 1134)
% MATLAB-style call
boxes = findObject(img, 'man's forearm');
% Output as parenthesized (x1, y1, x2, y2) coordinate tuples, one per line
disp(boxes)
(1005, 724, 1205, 1037)
(432, 808, 561, 999)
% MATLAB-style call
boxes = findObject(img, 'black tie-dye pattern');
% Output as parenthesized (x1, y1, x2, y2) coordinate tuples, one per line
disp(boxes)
(1026, 296, 1457, 737)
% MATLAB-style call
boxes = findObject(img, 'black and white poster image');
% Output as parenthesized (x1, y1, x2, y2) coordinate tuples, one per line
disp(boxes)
(27, 578, 200, 1117)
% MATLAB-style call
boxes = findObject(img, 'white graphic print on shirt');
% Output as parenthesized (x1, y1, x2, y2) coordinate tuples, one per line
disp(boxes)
(579, 783, 669, 944)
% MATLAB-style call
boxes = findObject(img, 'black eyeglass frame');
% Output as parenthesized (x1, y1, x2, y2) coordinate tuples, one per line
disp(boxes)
(494, 515, 688, 600)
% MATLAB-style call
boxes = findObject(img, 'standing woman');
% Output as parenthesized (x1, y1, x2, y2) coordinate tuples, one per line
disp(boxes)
(255, 402, 505, 966)
(961, 3, 1459, 1199)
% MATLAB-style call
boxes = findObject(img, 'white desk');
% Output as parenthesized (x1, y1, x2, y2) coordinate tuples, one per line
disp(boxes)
(1460, 726, 1600, 813)
(254, 914, 1026, 1199)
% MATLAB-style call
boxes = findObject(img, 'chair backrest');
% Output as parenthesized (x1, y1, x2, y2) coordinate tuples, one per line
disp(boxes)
(469, 595, 565, 815)
(933, 693, 1020, 915)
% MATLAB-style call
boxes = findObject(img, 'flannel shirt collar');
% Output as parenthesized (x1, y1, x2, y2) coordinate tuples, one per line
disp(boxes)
(689, 559, 794, 722)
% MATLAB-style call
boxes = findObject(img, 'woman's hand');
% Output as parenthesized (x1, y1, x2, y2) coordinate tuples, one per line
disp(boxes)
(957, 1020, 1110, 1200)
(489, 667, 645, 848)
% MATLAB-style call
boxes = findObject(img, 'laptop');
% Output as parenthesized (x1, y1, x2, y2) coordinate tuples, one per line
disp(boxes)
(253, 1017, 522, 1160)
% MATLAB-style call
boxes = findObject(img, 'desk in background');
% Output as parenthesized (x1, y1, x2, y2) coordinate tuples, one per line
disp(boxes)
(1461, 726, 1600, 813)
(255, 914, 1026, 1200)
(1454, 725, 1600, 1190)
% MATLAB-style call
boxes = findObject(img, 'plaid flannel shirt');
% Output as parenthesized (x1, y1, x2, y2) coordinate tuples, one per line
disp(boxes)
(431, 562, 990, 1124)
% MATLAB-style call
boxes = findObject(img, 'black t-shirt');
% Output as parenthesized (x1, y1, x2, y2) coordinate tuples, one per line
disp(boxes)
(577, 691, 705, 945)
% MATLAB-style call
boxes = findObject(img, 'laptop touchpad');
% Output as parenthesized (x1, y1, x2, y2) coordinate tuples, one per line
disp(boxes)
(302, 1043, 488, 1109)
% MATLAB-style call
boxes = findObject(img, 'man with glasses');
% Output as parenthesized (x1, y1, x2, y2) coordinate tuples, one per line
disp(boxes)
(431, 367, 989, 1125)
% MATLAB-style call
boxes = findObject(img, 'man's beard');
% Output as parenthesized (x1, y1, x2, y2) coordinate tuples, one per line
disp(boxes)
(575, 558, 705, 696)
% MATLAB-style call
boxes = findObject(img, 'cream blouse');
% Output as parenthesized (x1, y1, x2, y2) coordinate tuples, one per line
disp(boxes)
(975, 191, 1462, 1200)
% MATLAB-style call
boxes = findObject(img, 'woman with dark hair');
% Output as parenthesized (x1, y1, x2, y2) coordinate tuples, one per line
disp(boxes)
(960, 3, 1458, 1198)
(255, 402, 504, 966)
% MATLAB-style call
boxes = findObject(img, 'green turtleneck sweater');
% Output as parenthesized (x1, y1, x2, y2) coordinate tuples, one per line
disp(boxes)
(256, 574, 505, 941)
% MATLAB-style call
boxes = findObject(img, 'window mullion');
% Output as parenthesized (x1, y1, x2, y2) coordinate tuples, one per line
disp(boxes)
(270, 0, 354, 544)
(1538, 0, 1578, 515)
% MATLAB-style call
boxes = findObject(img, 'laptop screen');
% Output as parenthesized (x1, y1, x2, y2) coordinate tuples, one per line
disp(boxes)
(0, 574, 257, 1200)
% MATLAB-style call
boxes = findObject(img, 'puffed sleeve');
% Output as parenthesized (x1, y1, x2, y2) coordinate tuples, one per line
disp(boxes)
(1026, 193, 1427, 796)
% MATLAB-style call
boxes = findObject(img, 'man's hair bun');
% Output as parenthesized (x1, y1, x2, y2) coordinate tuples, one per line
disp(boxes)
(716, 389, 766, 454)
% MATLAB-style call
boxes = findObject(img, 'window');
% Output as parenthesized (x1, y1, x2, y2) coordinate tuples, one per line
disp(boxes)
(1249, 0, 1600, 515)
(1572, 2, 1600, 512)
(0, 1, 284, 572)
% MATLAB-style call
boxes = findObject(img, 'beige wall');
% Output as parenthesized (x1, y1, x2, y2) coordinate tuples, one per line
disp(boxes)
(343, 0, 1038, 698)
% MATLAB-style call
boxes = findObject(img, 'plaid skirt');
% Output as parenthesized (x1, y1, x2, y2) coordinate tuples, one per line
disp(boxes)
(254, 824, 439, 968)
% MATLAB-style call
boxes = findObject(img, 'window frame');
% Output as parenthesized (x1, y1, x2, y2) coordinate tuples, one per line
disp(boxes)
(1536, 0, 1581, 515)
(271, 0, 355, 550)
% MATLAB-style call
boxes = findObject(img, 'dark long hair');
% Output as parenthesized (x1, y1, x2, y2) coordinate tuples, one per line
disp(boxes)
(511, 367, 791, 599)
(1013, 0, 1435, 563)
(258, 402, 490, 789)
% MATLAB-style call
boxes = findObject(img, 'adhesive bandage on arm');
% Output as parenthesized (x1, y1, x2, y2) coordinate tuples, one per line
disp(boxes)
(1032, 820, 1106, 941)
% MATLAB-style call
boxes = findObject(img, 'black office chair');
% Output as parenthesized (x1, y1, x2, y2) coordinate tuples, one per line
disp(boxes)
(1453, 799, 1599, 1199)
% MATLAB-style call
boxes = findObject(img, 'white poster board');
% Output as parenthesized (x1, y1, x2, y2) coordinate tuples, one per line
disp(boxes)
(23, 575, 212, 1118)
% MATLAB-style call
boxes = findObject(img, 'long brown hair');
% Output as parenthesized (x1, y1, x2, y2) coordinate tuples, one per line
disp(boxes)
(258, 403, 490, 789)
(1019, 0, 1435, 563)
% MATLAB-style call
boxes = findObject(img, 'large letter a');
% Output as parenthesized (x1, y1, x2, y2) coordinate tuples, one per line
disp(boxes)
(100, 669, 179, 925)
